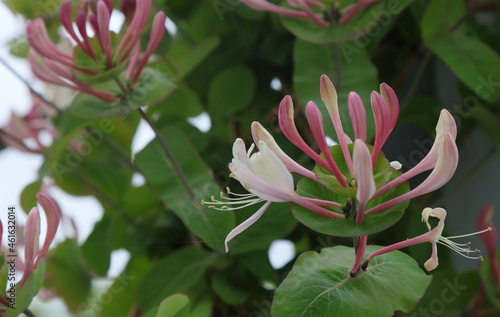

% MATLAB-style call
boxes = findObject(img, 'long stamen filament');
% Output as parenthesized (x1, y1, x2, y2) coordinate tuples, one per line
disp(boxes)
(446, 227, 492, 239)
(201, 189, 265, 211)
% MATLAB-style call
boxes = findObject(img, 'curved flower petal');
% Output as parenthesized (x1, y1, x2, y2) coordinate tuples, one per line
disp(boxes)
(373, 109, 456, 199)
(251, 121, 317, 180)
(22, 207, 41, 288)
(278, 95, 333, 173)
(320, 75, 353, 175)
(348, 92, 367, 142)
(366, 132, 458, 215)
(225, 201, 271, 252)
(35, 193, 61, 264)
(353, 140, 375, 224)
(305, 101, 347, 186)
(249, 141, 295, 193)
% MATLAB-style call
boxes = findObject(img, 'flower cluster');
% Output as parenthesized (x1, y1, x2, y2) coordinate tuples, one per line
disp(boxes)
(204, 74, 461, 259)
(239, 0, 382, 26)
(0, 193, 60, 307)
(26, 0, 166, 101)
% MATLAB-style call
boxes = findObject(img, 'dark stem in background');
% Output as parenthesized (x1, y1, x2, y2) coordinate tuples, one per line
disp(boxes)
(0, 129, 41, 154)
(0, 57, 62, 114)
(137, 107, 195, 200)
(449, 0, 480, 32)
(400, 50, 433, 109)
(23, 308, 36, 317)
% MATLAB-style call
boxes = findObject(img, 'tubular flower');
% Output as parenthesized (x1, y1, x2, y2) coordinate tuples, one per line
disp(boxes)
(26, 0, 166, 101)
(20, 193, 61, 288)
(204, 74, 460, 251)
(240, 0, 328, 27)
(280, 75, 458, 224)
(363, 208, 491, 271)
(0, 97, 57, 153)
(202, 134, 343, 252)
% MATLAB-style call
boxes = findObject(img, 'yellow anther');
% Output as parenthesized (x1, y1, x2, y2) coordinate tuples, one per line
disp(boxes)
(220, 191, 225, 199)
(480, 255, 484, 261)
(211, 195, 216, 202)
(201, 200, 205, 205)
(226, 187, 231, 194)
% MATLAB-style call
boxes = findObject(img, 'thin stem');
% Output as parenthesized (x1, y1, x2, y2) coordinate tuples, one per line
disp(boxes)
(401, 50, 432, 109)
(137, 108, 195, 200)
(449, 0, 480, 32)
(23, 308, 37, 317)
(350, 235, 367, 276)
(0, 129, 41, 154)
(0, 57, 62, 114)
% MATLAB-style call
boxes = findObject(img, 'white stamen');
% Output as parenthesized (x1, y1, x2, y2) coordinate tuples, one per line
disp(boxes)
(200, 188, 265, 211)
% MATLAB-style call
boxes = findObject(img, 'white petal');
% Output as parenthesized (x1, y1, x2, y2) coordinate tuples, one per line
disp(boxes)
(225, 201, 271, 252)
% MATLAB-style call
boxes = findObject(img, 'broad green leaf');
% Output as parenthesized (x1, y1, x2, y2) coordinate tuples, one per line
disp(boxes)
(400, 270, 479, 316)
(135, 127, 235, 250)
(44, 240, 91, 311)
(422, 0, 500, 102)
(211, 270, 250, 305)
(293, 39, 378, 141)
(164, 36, 220, 79)
(20, 180, 42, 214)
(156, 294, 190, 317)
(81, 215, 113, 276)
(208, 65, 256, 117)
(138, 247, 216, 310)
(292, 144, 410, 237)
(236, 250, 280, 284)
(480, 253, 500, 309)
(70, 68, 177, 119)
(4, 260, 45, 317)
(282, 0, 412, 44)
(272, 246, 432, 317)
(96, 255, 152, 317)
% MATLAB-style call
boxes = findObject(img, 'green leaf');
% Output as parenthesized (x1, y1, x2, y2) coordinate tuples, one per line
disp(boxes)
(211, 270, 250, 305)
(165, 36, 220, 79)
(272, 246, 432, 317)
(421, 0, 500, 102)
(208, 65, 256, 117)
(44, 239, 92, 311)
(20, 180, 42, 214)
(135, 127, 235, 250)
(138, 247, 216, 310)
(236, 250, 280, 284)
(70, 68, 177, 119)
(81, 215, 113, 276)
(96, 255, 153, 317)
(282, 0, 412, 44)
(293, 39, 378, 141)
(156, 294, 190, 317)
(4, 260, 45, 317)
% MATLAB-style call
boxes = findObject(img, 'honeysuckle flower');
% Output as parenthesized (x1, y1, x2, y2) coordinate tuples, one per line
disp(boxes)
(240, 0, 328, 27)
(362, 208, 491, 271)
(20, 193, 61, 288)
(477, 205, 500, 288)
(1, 97, 57, 152)
(279, 75, 458, 224)
(26, 0, 166, 100)
(202, 137, 343, 252)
